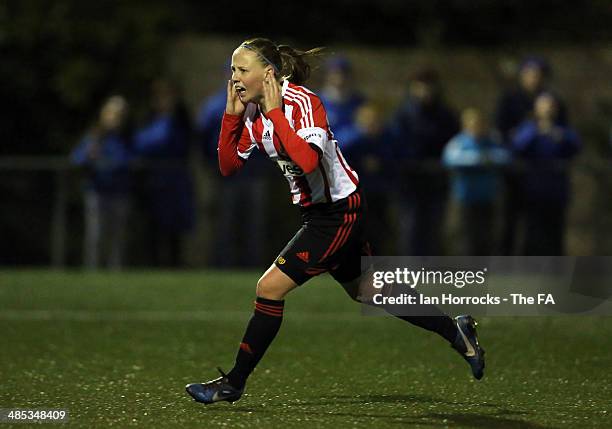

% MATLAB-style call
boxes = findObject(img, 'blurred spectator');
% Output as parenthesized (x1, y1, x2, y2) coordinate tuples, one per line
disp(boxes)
(389, 68, 460, 255)
(511, 93, 581, 255)
(341, 102, 394, 254)
(134, 78, 195, 267)
(196, 87, 227, 162)
(495, 56, 569, 255)
(443, 108, 510, 255)
(496, 56, 568, 140)
(71, 95, 132, 270)
(195, 85, 268, 268)
(320, 56, 366, 151)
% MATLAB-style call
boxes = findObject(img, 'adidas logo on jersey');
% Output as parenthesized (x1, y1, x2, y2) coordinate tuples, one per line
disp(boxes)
(296, 251, 310, 263)
(262, 130, 272, 140)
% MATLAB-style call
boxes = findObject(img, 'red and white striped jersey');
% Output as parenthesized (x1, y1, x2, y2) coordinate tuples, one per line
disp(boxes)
(219, 80, 359, 207)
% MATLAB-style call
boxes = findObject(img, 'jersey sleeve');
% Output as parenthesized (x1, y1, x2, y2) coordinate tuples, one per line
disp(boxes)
(267, 92, 327, 174)
(292, 95, 329, 155)
(217, 113, 256, 176)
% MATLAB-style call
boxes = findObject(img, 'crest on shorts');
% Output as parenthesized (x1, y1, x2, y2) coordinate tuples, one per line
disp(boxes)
(276, 256, 286, 265)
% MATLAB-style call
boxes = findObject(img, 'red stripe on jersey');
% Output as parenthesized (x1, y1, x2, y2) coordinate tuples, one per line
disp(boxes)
(335, 147, 359, 186)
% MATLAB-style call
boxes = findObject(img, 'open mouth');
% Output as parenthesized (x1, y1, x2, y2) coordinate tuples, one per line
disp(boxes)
(235, 86, 247, 97)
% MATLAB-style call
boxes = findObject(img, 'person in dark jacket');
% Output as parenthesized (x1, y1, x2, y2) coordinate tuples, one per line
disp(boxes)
(195, 85, 268, 268)
(511, 93, 581, 255)
(389, 68, 460, 255)
(341, 102, 395, 254)
(495, 56, 568, 255)
(134, 78, 195, 267)
(72, 95, 132, 270)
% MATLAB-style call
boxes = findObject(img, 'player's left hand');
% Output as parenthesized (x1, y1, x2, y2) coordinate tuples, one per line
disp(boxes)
(261, 70, 282, 114)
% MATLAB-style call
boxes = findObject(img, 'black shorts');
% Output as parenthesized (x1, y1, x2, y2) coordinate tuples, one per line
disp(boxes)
(274, 188, 372, 286)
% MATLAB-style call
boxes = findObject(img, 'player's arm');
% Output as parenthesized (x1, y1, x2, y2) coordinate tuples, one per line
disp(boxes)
(262, 76, 321, 174)
(218, 113, 254, 176)
(218, 80, 251, 176)
(266, 108, 321, 174)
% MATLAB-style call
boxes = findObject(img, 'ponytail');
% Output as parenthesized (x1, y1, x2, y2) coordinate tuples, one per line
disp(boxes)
(239, 38, 324, 85)
(277, 45, 324, 85)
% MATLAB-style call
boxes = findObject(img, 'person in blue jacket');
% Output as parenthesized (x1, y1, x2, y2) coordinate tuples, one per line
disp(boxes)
(134, 78, 195, 267)
(71, 95, 132, 270)
(443, 108, 510, 255)
(319, 56, 366, 152)
(511, 93, 581, 255)
(195, 87, 227, 162)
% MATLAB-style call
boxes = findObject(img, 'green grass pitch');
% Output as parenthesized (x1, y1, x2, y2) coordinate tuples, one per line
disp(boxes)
(1, 270, 611, 428)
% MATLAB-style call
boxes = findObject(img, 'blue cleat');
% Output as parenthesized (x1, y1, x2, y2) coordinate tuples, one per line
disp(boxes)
(452, 315, 486, 380)
(185, 368, 244, 404)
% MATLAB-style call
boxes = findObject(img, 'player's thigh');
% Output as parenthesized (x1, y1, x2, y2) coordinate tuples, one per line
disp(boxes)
(332, 233, 375, 303)
(256, 264, 299, 300)
(338, 268, 379, 304)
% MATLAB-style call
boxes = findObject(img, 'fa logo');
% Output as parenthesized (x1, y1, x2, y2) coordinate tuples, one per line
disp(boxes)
(537, 294, 555, 304)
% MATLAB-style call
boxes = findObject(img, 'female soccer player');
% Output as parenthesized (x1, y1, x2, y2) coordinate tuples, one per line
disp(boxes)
(186, 38, 485, 405)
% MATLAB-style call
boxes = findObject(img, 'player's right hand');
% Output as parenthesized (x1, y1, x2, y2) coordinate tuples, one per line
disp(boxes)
(226, 79, 246, 116)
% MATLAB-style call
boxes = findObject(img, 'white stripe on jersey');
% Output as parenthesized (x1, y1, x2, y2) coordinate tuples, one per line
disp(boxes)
(284, 92, 310, 129)
(286, 87, 314, 128)
(292, 87, 315, 127)
(285, 89, 310, 127)
(284, 104, 294, 129)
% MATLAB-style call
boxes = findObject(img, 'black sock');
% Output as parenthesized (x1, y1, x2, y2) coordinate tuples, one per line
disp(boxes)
(377, 289, 458, 343)
(226, 297, 284, 390)
(395, 313, 458, 343)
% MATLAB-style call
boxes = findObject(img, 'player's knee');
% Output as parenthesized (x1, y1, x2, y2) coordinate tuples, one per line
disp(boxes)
(256, 276, 284, 300)
(255, 277, 271, 298)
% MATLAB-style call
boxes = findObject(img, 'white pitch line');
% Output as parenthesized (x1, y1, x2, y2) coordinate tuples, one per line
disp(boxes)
(0, 309, 371, 322)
